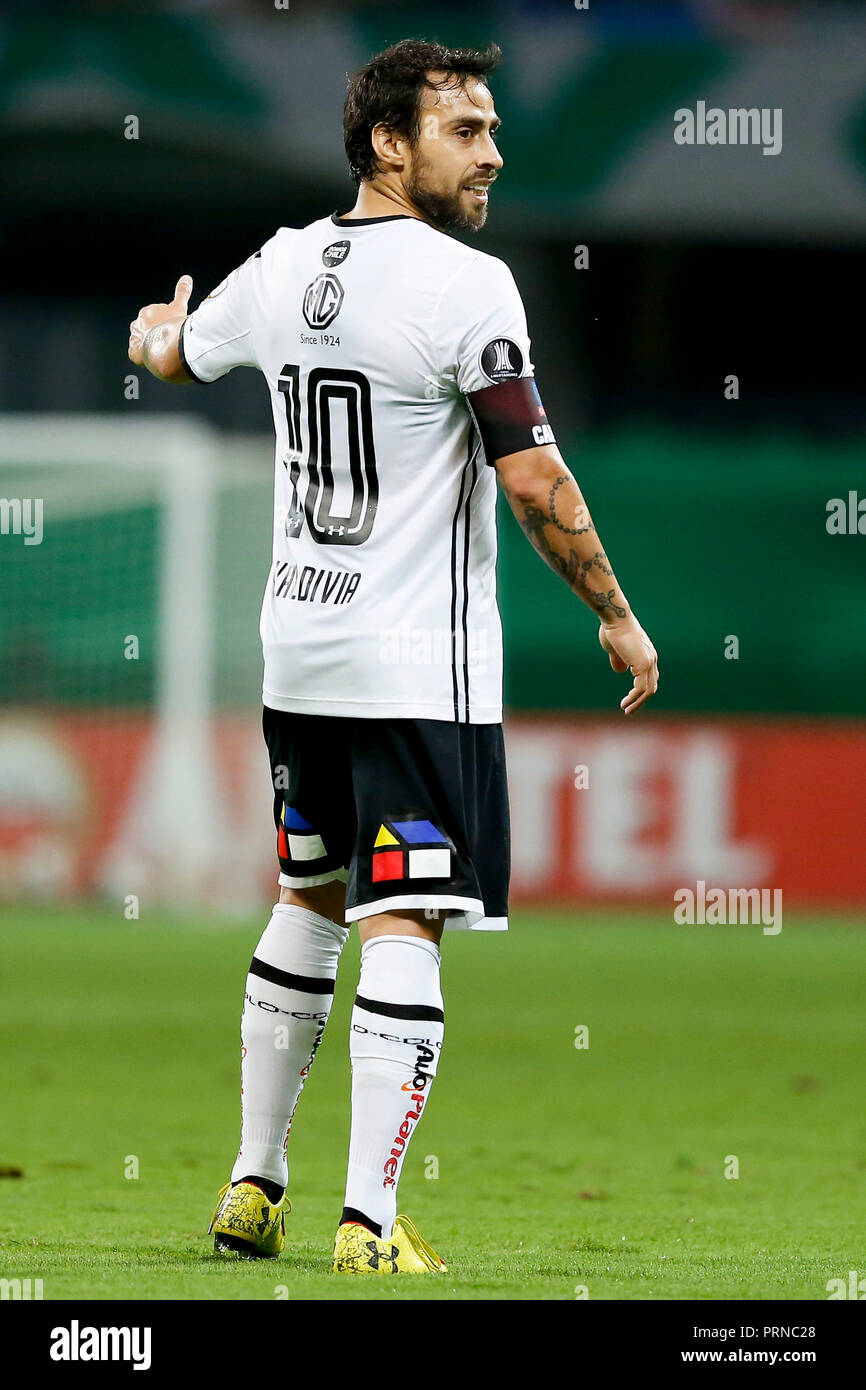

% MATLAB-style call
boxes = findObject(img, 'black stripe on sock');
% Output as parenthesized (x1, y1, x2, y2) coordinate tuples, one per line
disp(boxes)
(341, 1206, 382, 1238)
(354, 993, 444, 1023)
(249, 956, 335, 995)
(237, 1175, 284, 1205)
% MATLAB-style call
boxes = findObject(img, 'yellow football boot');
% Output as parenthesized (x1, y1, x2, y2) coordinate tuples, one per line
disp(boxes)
(333, 1215, 447, 1275)
(209, 1180, 289, 1259)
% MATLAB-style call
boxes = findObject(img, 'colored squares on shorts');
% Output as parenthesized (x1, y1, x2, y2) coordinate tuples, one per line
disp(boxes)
(390, 819, 447, 845)
(280, 804, 326, 862)
(371, 819, 452, 881)
(372, 849, 403, 882)
(288, 832, 327, 861)
(374, 824, 400, 848)
(408, 847, 451, 879)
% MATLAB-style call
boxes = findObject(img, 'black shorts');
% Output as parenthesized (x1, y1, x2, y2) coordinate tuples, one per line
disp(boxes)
(262, 706, 510, 932)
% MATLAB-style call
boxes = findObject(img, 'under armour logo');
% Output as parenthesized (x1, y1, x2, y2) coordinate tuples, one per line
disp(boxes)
(365, 1240, 399, 1271)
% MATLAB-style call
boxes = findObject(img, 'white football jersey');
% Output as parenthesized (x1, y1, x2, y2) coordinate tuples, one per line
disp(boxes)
(180, 212, 537, 723)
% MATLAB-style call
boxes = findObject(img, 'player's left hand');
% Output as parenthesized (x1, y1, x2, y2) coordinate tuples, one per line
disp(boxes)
(128, 276, 193, 365)
(598, 616, 659, 715)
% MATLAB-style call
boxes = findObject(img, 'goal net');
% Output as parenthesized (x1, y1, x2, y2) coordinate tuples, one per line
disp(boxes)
(0, 414, 274, 911)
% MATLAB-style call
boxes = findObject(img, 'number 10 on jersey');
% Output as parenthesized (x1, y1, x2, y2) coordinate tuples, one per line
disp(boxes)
(278, 363, 379, 546)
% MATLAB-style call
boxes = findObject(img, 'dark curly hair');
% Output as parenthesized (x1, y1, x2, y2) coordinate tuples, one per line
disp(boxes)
(343, 38, 502, 188)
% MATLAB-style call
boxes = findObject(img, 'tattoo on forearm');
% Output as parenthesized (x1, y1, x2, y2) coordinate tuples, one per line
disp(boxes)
(517, 496, 625, 619)
(548, 475, 595, 536)
(141, 324, 166, 370)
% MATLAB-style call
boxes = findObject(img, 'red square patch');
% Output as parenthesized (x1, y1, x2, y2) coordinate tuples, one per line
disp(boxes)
(277, 825, 288, 860)
(372, 850, 403, 882)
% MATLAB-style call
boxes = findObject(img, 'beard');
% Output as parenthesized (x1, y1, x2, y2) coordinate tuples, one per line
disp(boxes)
(405, 155, 488, 234)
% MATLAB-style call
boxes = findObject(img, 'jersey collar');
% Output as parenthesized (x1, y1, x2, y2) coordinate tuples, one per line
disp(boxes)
(330, 212, 417, 227)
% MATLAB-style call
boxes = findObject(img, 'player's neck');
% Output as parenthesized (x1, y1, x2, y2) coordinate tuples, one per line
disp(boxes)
(339, 181, 427, 225)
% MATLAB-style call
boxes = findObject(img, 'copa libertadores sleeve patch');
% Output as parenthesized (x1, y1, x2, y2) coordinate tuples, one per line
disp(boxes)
(479, 336, 524, 383)
(467, 376, 556, 463)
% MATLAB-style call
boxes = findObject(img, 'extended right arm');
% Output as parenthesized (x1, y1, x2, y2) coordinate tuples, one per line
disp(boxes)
(128, 275, 194, 383)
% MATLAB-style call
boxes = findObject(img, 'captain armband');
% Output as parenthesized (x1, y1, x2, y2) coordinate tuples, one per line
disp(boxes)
(466, 377, 556, 464)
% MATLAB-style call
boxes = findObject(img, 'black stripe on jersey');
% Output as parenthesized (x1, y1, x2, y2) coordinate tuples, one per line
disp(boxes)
(249, 956, 336, 995)
(449, 435, 482, 722)
(449, 458, 470, 721)
(177, 318, 206, 384)
(354, 994, 445, 1024)
(460, 454, 479, 723)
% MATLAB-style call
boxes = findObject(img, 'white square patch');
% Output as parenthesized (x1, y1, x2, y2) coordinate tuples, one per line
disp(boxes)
(288, 832, 327, 862)
(408, 847, 451, 879)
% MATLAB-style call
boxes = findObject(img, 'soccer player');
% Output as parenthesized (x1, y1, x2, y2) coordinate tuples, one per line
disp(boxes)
(128, 38, 658, 1276)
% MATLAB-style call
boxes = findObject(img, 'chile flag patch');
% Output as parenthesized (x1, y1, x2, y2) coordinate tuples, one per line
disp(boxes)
(371, 819, 452, 882)
(279, 803, 327, 863)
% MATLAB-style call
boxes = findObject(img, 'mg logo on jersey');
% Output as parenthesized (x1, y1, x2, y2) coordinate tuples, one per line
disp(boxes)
(302, 272, 344, 329)
(480, 336, 524, 383)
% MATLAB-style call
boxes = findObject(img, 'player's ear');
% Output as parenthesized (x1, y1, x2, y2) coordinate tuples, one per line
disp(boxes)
(371, 121, 405, 173)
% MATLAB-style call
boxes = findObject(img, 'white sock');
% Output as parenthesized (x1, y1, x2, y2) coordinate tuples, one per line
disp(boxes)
(231, 903, 348, 1190)
(342, 935, 444, 1239)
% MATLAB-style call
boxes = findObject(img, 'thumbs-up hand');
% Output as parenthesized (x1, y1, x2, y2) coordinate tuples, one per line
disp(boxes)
(128, 276, 194, 365)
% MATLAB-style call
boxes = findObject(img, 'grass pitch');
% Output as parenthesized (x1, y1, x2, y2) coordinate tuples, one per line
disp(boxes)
(1, 905, 864, 1301)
